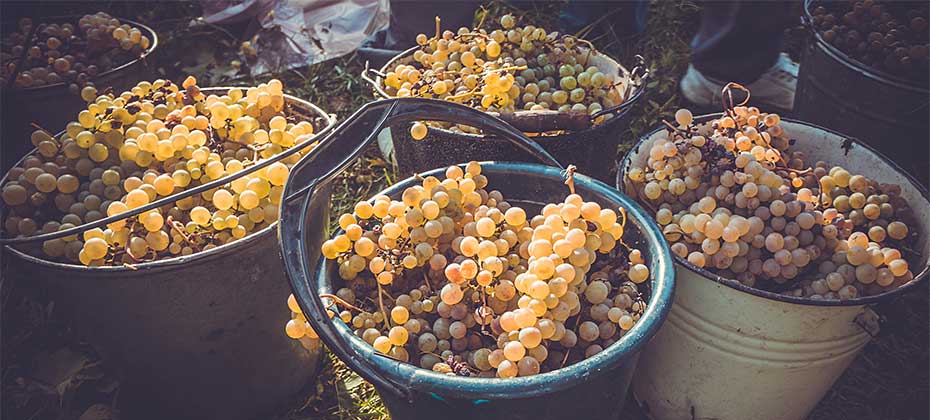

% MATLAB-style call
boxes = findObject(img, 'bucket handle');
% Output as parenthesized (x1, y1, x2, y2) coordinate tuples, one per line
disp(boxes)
(853, 306, 881, 337)
(0, 105, 338, 245)
(279, 98, 563, 402)
(361, 65, 393, 100)
(590, 54, 649, 121)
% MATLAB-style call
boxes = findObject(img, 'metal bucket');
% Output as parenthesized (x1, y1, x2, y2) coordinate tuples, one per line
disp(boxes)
(616, 116, 930, 420)
(1, 16, 159, 171)
(360, 47, 648, 183)
(279, 98, 675, 420)
(795, 0, 930, 186)
(1, 90, 336, 420)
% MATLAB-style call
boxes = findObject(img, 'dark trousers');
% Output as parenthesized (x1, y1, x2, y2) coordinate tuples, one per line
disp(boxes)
(379, 1, 792, 84)
(691, 1, 794, 84)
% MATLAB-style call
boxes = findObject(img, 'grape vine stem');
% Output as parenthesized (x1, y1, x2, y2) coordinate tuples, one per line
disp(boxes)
(319, 293, 364, 312)
(661, 119, 687, 137)
(378, 284, 391, 328)
(561, 316, 582, 368)
(563, 165, 577, 195)
(422, 271, 433, 293)
(30, 123, 59, 144)
(166, 216, 194, 246)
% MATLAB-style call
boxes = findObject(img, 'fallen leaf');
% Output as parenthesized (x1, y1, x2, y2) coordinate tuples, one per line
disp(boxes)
(79, 403, 118, 420)
(30, 348, 89, 388)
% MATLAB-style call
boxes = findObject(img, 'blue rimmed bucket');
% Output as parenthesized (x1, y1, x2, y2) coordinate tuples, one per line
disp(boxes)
(278, 97, 675, 419)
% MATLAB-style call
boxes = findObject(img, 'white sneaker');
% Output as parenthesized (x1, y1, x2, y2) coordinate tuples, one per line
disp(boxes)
(680, 53, 798, 112)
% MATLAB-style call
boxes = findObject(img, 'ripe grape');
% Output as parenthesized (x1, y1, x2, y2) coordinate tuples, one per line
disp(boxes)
(290, 161, 650, 378)
(2, 76, 320, 267)
(628, 106, 918, 299)
(383, 14, 631, 135)
(3, 13, 152, 94)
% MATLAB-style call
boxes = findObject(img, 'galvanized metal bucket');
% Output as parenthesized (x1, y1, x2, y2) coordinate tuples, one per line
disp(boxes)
(360, 47, 649, 183)
(279, 98, 676, 420)
(1, 90, 336, 420)
(616, 115, 930, 420)
(1, 16, 159, 171)
(795, 0, 930, 186)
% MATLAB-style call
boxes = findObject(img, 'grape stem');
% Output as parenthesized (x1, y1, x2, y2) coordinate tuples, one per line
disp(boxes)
(30, 123, 60, 145)
(562, 165, 577, 195)
(166, 216, 194, 246)
(561, 316, 582, 368)
(720, 82, 750, 121)
(378, 284, 391, 329)
(776, 166, 814, 175)
(661, 119, 687, 137)
(422, 271, 433, 293)
(319, 293, 364, 312)
(475, 5, 489, 30)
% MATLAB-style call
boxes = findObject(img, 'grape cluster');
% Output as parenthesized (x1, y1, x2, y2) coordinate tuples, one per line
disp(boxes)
(628, 106, 918, 300)
(810, 0, 929, 80)
(381, 14, 627, 137)
(1, 76, 319, 266)
(286, 161, 651, 378)
(1, 13, 152, 95)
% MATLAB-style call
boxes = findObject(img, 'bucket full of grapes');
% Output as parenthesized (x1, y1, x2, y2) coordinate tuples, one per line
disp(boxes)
(360, 14, 648, 183)
(617, 88, 929, 420)
(0, 77, 335, 420)
(1, 13, 159, 171)
(795, 0, 929, 186)
(279, 97, 675, 420)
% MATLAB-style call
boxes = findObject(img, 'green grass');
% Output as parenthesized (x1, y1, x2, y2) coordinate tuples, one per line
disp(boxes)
(1, 1, 927, 420)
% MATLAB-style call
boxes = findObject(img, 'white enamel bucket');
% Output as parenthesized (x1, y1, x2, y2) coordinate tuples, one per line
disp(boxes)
(617, 117, 930, 420)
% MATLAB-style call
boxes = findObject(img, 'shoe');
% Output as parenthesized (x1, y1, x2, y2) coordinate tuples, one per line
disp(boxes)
(680, 53, 798, 112)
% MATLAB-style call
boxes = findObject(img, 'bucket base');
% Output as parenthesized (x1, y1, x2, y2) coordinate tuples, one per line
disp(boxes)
(378, 352, 639, 420)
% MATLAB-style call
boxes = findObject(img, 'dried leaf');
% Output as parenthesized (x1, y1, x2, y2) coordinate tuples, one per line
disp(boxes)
(30, 349, 90, 388)
(79, 403, 118, 420)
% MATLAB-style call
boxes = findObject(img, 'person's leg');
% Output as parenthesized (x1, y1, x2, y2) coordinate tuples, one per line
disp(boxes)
(360, 1, 481, 69)
(382, 0, 481, 49)
(559, 0, 648, 40)
(681, 1, 798, 111)
(690, 1, 791, 84)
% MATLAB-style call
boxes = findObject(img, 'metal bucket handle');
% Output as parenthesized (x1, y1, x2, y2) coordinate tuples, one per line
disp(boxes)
(590, 54, 649, 121)
(360, 64, 395, 102)
(0, 95, 337, 245)
(279, 97, 564, 402)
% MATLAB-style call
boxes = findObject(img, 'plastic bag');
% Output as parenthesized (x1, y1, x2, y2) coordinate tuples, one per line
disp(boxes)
(201, 0, 390, 75)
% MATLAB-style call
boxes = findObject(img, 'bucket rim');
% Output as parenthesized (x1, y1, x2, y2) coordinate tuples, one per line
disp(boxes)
(802, 0, 930, 93)
(301, 161, 676, 400)
(4, 15, 159, 93)
(616, 113, 930, 307)
(372, 46, 645, 139)
(1, 89, 332, 272)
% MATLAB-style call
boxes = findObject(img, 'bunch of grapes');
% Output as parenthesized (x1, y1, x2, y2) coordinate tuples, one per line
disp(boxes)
(1, 76, 320, 266)
(285, 161, 652, 378)
(810, 0, 929, 81)
(381, 14, 628, 138)
(1, 12, 152, 95)
(627, 105, 918, 300)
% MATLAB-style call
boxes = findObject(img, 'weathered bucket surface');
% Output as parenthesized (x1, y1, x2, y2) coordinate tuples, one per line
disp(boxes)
(364, 48, 647, 183)
(1, 91, 334, 420)
(1, 16, 159, 171)
(279, 98, 675, 420)
(795, 0, 929, 186)
(617, 117, 930, 420)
